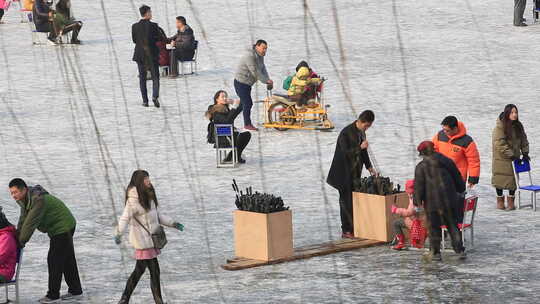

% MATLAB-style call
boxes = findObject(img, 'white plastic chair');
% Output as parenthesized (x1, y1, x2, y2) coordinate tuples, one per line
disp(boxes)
(179, 40, 198, 76)
(0, 249, 23, 304)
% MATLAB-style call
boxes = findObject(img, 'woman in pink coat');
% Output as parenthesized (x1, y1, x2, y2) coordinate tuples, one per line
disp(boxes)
(0, 208, 17, 283)
(390, 179, 426, 250)
(0, 0, 9, 24)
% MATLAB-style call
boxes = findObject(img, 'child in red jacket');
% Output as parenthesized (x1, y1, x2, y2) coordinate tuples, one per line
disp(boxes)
(391, 180, 426, 250)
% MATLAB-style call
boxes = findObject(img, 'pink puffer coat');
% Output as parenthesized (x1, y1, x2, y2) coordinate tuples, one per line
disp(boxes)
(394, 197, 419, 229)
(0, 226, 17, 281)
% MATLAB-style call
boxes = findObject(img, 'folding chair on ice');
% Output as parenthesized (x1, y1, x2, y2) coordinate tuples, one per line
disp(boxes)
(441, 195, 478, 251)
(534, 0, 540, 23)
(214, 124, 237, 168)
(0, 249, 23, 304)
(513, 159, 540, 211)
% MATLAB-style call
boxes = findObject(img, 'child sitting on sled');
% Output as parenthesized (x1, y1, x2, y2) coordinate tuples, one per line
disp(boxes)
(391, 179, 427, 250)
(287, 65, 322, 111)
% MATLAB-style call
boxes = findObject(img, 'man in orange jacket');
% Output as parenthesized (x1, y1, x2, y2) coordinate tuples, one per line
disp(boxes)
(432, 116, 481, 187)
(433, 116, 480, 223)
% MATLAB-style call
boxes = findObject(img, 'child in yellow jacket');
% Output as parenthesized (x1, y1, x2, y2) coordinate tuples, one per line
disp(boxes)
(287, 67, 321, 110)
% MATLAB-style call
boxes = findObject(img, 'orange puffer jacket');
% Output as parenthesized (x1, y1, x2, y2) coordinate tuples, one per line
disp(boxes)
(432, 121, 480, 184)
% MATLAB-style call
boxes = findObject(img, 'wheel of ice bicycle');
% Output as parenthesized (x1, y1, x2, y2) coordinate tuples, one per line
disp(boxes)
(268, 102, 297, 131)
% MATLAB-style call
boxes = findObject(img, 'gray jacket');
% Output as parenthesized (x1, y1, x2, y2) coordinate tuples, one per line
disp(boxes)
(234, 48, 270, 86)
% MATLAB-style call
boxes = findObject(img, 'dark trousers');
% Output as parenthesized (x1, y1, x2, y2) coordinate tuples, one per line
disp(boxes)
(235, 131, 251, 157)
(454, 193, 465, 224)
(47, 229, 82, 299)
(137, 61, 160, 103)
(496, 188, 516, 196)
(234, 79, 254, 126)
(121, 258, 163, 304)
(393, 218, 407, 236)
(224, 132, 251, 161)
(174, 48, 195, 62)
(0, 9, 4, 21)
(36, 21, 56, 40)
(61, 21, 82, 42)
(338, 190, 353, 233)
(514, 0, 527, 25)
(427, 208, 464, 254)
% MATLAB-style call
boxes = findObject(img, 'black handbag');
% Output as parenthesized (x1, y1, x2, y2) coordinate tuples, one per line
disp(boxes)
(134, 213, 168, 250)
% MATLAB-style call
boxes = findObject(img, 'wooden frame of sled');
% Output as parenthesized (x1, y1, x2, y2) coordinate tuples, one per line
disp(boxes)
(262, 86, 334, 131)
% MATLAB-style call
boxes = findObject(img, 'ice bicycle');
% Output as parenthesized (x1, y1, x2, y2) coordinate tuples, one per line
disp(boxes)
(261, 79, 334, 131)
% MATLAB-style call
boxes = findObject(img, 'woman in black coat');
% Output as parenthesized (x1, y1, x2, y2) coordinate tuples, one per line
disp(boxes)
(414, 141, 466, 261)
(206, 90, 251, 163)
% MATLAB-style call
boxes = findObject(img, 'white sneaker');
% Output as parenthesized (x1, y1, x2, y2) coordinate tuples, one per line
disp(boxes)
(38, 296, 61, 303)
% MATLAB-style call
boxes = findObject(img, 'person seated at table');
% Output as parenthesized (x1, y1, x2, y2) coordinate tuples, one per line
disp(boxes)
(0, 207, 17, 284)
(206, 90, 251, 164)
(33, 0, 57, 44)
(53, 0, 82, 44)
(287, 66, 322, 111)
(169, 16, 196, 62)
(390, 179, 427, 250)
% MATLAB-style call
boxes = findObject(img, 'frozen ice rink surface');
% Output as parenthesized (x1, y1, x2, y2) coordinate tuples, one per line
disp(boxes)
(1, 0, 540, 303)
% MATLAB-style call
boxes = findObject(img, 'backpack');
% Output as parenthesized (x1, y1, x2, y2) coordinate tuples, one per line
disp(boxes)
(207, 122, 215, 144)
(282, 75, 293, 90)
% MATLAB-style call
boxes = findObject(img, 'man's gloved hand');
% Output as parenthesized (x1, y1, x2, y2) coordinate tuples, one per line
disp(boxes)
(174, 223, 184, 231)
(114, 235, 122, 245)
(391, 205, 398, 214)
(523, 153, 531, 162)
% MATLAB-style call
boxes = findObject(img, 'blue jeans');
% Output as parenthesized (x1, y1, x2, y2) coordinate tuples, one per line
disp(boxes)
(234, 79, 253, 126)
(137, 61, 160, 103)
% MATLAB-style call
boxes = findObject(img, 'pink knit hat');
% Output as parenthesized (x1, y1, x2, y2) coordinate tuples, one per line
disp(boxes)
(405, 179, 415, 194)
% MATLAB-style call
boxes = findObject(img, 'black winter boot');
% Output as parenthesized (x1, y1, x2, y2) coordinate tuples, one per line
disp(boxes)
(148, 259, 164, 304)
(153, 98, 160, 108)
(118, 296, 129, 304)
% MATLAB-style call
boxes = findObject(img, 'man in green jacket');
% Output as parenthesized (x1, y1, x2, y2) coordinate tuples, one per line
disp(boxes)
(8, 178, 82, 304)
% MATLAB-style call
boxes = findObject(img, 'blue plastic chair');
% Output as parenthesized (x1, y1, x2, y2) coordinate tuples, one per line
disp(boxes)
(0, 248, 23, 303)
(513, 159, 540, 211)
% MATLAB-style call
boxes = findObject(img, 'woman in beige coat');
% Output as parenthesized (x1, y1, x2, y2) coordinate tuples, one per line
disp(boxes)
(115, 170, 184, 304)
(492, 104, 529, 210)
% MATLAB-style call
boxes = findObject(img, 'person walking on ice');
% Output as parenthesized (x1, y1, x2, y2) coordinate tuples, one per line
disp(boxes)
(413, 141, 466, 261)
(132, 5, 167, 108)
(234, 39, 274, 131)
(8, 178, 83, 303)
(115, 170, 184, 304)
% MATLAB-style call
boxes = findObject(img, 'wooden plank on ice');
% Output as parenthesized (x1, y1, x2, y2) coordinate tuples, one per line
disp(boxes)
(221, 238, 385, 271)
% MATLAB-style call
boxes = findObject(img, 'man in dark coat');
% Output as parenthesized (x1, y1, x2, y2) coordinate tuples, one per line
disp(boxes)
(327, 110, 377, 238)
(132, 5, 165, 108)
(414, 141, 466, 261)
(170, 16, 196, 62)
